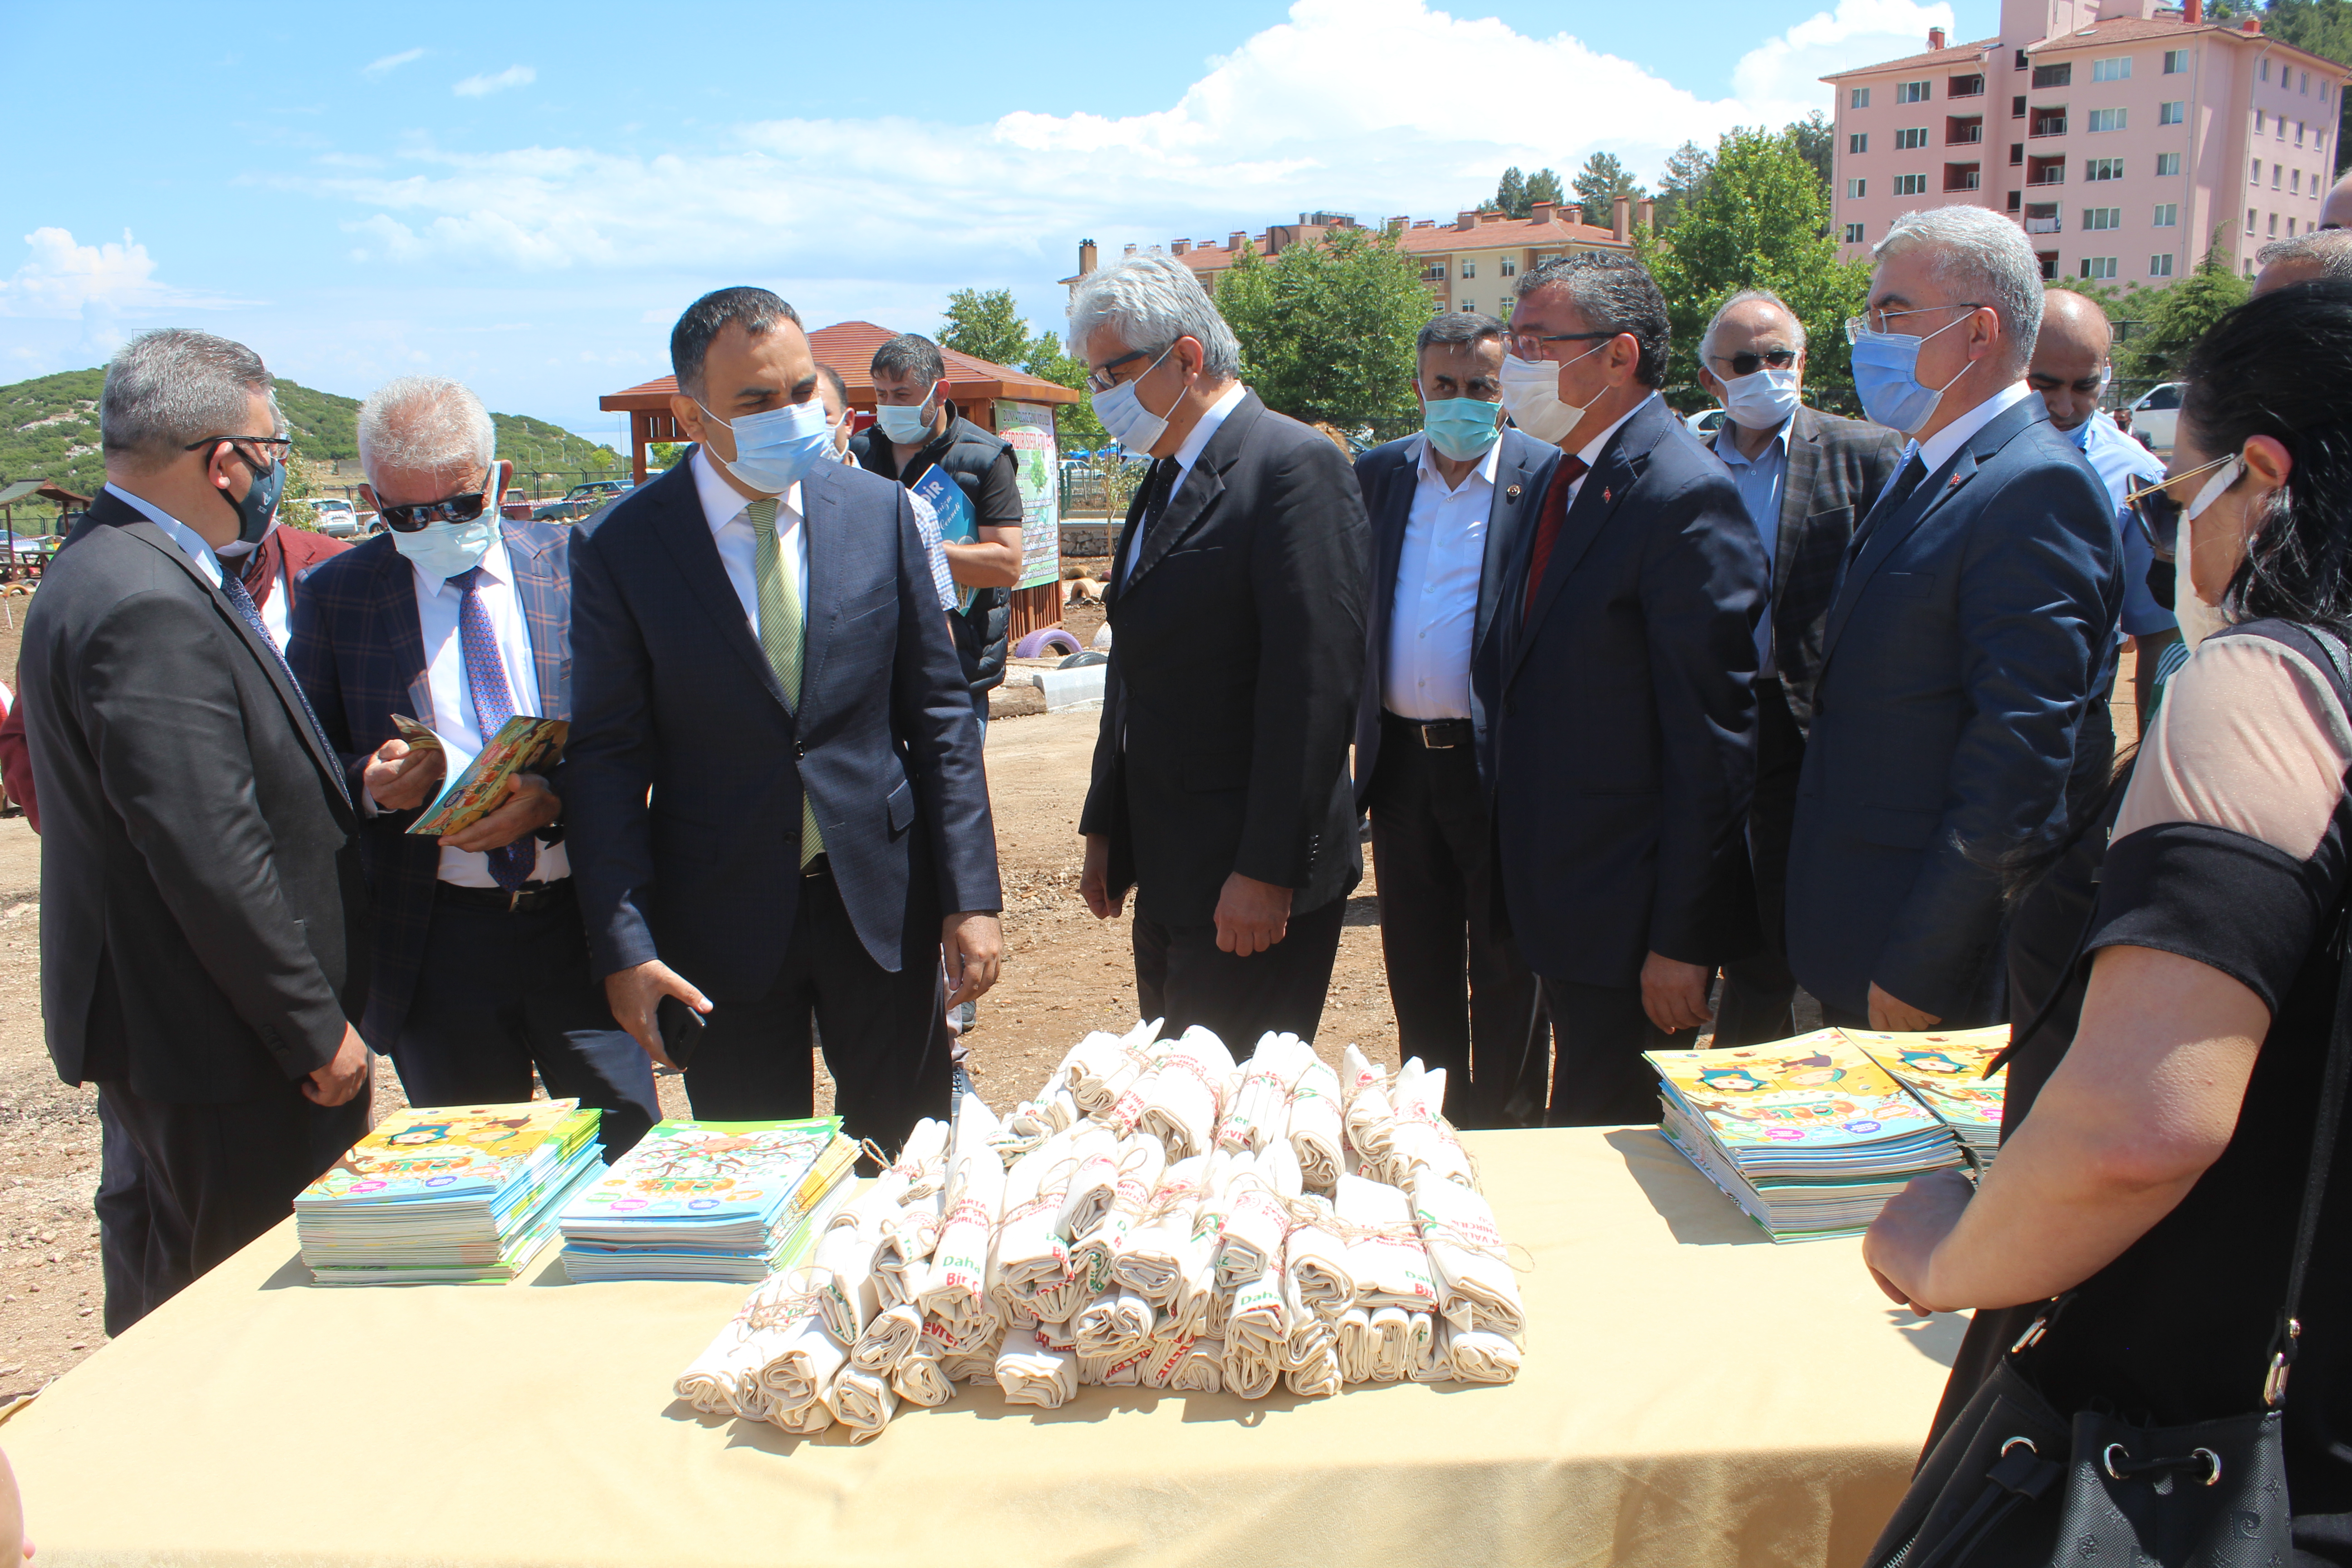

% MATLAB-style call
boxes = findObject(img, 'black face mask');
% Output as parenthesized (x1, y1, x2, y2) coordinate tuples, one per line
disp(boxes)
(221, 445, 285, 547)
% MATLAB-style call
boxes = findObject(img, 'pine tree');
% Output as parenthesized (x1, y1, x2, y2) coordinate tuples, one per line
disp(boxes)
(1524, 167, 1565, 209)
(1494, 166, 1528, 219)
(1571, 152, 1645, 216)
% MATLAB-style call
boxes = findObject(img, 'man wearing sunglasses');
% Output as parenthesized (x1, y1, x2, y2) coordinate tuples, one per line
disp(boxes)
(20, 329, 370, 1333)
(1693, 291, 1903, 1049)
(286, 377, 660, 1161)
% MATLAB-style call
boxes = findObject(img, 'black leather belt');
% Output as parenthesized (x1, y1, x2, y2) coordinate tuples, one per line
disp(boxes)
(1382, 712, 1473, 750)
(436, 879, 573, 914)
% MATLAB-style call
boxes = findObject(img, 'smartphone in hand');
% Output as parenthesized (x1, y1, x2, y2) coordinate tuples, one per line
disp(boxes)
(656, 995, 705, 1071)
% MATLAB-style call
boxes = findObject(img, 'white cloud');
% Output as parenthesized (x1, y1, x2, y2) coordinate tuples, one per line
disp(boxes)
(453, 64, 535, 98)
(363, 47, 426, 79)
(1733, 0, 1960, 125)
(0, 229, 245, 360)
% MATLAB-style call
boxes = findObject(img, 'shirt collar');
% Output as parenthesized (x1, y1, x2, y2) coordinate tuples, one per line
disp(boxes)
(1573, 390, 1658, 470)
(1911, 380, 2036, 476)
(104, 481, 223, 588)
(1173, 380, 1249, 475)
(1412, 431, 1503, 490)
(693, 445, 800, 534)
(1713, 416, 1791, 470)
(412, 530, 514, 599)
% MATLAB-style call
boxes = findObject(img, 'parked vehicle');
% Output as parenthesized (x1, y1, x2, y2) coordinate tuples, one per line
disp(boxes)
(563, 479, 632, 504)
(2128, 382, 2182, 454)
(307, 497, 364, 538)
(1684, 407, 1729, 441)
(532, 498, 593, 523)
(500, 488, 534, 521)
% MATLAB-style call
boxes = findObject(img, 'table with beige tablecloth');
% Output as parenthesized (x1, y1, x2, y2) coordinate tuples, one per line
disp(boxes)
(0, 1126, 1962, 1567)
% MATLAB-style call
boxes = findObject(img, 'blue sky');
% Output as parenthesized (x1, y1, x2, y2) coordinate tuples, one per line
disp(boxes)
(0, 0, 1987, 448)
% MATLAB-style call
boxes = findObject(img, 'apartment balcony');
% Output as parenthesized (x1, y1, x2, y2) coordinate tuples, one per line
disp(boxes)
(2024, 216, 2063, 233)
(1948, 122, 1984, 146)
(1945, 164, 1982, 191)
(2030, 114, 2068, 138)
(1948, 73, 1985, 98)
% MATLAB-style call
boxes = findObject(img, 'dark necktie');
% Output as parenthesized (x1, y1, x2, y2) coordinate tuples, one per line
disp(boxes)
(1129, 458, 1179, 566)
(1853, 452, 1930, 551)
(1519, 455, 1590, 626)
(217, 568, 351, 808)
(447, 566, 536, 892)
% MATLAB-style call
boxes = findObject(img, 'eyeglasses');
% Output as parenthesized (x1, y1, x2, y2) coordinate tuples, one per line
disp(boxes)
(1710, 347, 1798, 377)
(184, 433, 292, 464)
(1506, 330, 1613, 360)
(377, 470, 495, 532)
(1084, 345, 1168, 395)
(1845, 302, 1988, 338)
(2121, 450, 2238, 511)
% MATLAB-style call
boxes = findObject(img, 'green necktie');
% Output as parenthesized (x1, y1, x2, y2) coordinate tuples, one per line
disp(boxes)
(749, 497, 822, 867)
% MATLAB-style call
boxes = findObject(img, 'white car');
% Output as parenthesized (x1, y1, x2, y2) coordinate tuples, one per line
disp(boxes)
(1685, 407, 1728, 441)
(307, 497, 363, 538)
(2127, 382, 2182, 455)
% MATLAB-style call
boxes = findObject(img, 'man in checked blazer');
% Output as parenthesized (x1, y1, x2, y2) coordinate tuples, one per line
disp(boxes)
(289, 377, 659, 1156)
(1691, 290, 1903, 1047)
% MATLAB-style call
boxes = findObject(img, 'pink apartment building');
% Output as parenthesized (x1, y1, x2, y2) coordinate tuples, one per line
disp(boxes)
(1825, 0, 2349, 286)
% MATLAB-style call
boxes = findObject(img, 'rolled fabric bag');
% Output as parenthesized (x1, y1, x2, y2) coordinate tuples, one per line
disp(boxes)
(849, 1301, 925, 1376)
(1071, 1136, 1167, 1296)
(1336, 1173, 1441, 1313)
(1222, 1325, 1282, 1400)
(891, 1118, 953, 1200)
(1205, 1282, 1234, 1338)
(995, 1324, 1078, 1409)
(1341, 1044, 1392, 1140)
(1410, 1164, 1524, 1340)
(1214, 1137, 1301, 1288)
(1370, 1304, 1410, 1382)
(756, 1312, 849, 1411)
(1171, 1337, 1225, 1393)
(1287, 1054, 1345, 1192)
(996, 1127, 1082, 1310)
(825, 1366, 899, 1443)
(940, 1345, 1004, 1384)
(1215, 1033, 1291, 1154)
(915, 1094, 1008, 1352)
(1139, 1331, 1192, 1390)
(1450, 1328, 1522, 1385)
(874, 1182, 945, 1306)
(797, 1215, 883, 1346)
(1284, 1191, 1354, 1321)
(1337, 1306, 1375, 1384)
(766, 1396, 834, 1436)
(1063, 1018, 1165, 1115)
(1111, 1155, 1208, 1307)
(1281, 1265, 1335, 1373)
(1043, 1085, 1080, 1133)
(1130, 1025, 1238, 1159)
(1406, 1313, 1449, 1384)
(1285, 1340, 1343, 1399)
(1171, 1150, 1236, 1336)
(674, 1316, 760, 1416)
(990, 1101, 1058, 1165)
(1075, 1288, 1153, 1359)
(1052, 1122, 1123, 1243)
(892, 1346, 958, 1408)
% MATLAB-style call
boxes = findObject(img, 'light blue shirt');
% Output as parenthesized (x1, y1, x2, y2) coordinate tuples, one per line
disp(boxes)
(2068, 411, 2174, 637)
(1714, 419, 1789, 673)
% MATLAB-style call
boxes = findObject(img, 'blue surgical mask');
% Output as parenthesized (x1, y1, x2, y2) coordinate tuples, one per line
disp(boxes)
(696, 397, 832, 495)
(1848, 311, 1977, 436)
(1421, 397, 1502, 462)
(874, 386, 941, 445)
(392, 514, 499, 582)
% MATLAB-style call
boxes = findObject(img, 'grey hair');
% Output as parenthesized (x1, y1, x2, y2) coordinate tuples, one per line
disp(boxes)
(1514, 253, 1671, 387)
(872, 333, 946, 387)
(357, 376, 496, 478)
(1416, 311, 1506, 358)
(670, 287, 802, 401)
(101, 328, 280, 474)
(2259, 230, 2352, 281)
(1700, 289, 1808, 364)
(1873, 205, 2044, 376)
(1066, 252, 1242, 378)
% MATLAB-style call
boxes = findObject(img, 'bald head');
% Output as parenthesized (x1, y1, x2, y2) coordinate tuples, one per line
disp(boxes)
(2255, 230, 2352, 295)
(2324, 170, 2352, 231)
(2027, 289, 2113, 432)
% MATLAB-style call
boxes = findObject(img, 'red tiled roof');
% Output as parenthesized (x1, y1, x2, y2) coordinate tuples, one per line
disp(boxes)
(601, 321, 1078, 411)
(1822, 38, 1995, 79)
(2029, 16, 2351, 68)
(1147, 214, 1630, 274)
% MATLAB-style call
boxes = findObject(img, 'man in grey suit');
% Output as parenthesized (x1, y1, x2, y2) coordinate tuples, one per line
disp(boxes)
(22, 329, 371, 1332)
(1351, 312, 1549, 1127)
(566, 288, 1002, 1152)
(1694, 290, 1903, 1046)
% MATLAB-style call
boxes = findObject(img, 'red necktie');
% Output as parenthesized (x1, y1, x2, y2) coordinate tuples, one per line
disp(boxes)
(1520, 455, 1589, 625)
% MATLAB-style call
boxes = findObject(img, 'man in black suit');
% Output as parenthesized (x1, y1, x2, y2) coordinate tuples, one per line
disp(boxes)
(1788, 206, 2119, 1031)
(1480, 254, 1769, 1125)
(1692, 290, 1903, 1047)
(1071, 252, 1369, 1049)
(22, 329, 371, 1333)
(566, 289, 1001, 1152)
(1352, 312, 1548, 1127)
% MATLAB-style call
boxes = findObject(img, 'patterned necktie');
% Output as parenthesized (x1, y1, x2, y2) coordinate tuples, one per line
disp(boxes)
(1519, 455, 1590, 626)
(748, 498, 823, 868)
(217, 568, 351, 808)
(446, 567, 536, 892)
(1852, 452, 1930, 553)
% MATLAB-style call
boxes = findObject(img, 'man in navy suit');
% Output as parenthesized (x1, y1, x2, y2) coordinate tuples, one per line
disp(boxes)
(1788, 205, 2120, 1030)
(1352, 312, 1549, 1129)
(566, 288, 1001, 1152)
(289, 377, 659, 1156)
(1479, 254, 1769, 1126)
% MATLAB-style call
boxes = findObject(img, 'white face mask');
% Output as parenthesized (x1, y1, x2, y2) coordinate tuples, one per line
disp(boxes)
(1717, 366, 1802, 431)
(393, 513, 500, 582)
(2174, 455, 2244, 657)
(1499, 344, 1606, 446)
(1091, 343, 1179, 453)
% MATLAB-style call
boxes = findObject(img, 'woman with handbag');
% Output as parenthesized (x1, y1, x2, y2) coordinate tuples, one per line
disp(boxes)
(1862, 282, 2352, 1566)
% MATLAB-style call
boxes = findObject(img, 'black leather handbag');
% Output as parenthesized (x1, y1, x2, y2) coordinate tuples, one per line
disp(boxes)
(1865, 911, 2352, 1568)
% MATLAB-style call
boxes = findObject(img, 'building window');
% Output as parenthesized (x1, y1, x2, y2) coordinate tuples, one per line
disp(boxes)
(2081, 256, 2118, 279)
(1852, 86, 1871, 108)
(2033, 62, 2073, 88)
(1460, 299, 1475, 314)
(2302, 70, 2311, 93)
(2159, 100, 2185, 126)
(1845, 222, 1867, 243)
(2083, 206, 2122, 230)
(2009, 189, 2024, 210)
(1893, 172, 1929, 195)
(2249, 206, 2259, 234)
(2011, 142, 2025, 164)
(1461, 260, 1475, 279)
(1896, 127, 1929, 149)
(2297, 121, 2307, 147)
(2151, 253, 2176, 277)
(2091, 56, 2132, 82)
(2253, 157, 2264, 183)
(2154, 202, 2179, 226)
(2087, 108, 2127, 132)
(2040, 251, 2059, 281)
(2262, 60, 2271, 83)
(2247, 257, 2257, 277)
(2294, 170, 2303, 193)
(1500, 258, 1515, 277)
(2275, 164, 2283, 187)
(2257, 110, 2267, 133)
(1898, 79, 1931, 103)
(2163, 49, 2189, 74)
(2017, 48, 2031, 68)
(1850, 132, 1869, 154)
(2012, 94, 2027, 118)
(2085, 157, 2124, 181)
(2271, 212, 2280, 235)
(2156, 151, 2182, 176)
(1847, 177, 1867, 198)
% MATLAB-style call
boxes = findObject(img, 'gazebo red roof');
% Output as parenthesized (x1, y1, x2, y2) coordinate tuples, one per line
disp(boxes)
(600, 320, 1079, 413)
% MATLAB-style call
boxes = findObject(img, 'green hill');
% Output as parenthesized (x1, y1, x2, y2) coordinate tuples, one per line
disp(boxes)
(0, 368, 627, 500)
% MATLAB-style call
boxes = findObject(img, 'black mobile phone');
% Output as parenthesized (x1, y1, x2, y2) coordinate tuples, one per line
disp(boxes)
(656, 995, 706, 1071)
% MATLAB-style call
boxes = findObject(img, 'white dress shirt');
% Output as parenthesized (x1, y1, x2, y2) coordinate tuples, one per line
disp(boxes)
(1124, 379, 1250, 577)
(1384, 434, 1499, 721)
(1898, 380, 2037, 487)
(410, 534, 570, 888)
(695, 446, 808, 635)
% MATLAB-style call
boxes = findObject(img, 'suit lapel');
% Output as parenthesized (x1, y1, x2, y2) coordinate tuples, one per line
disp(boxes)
(798, 466, 845, 715)
(504, 519, 568, 720)
(1506, 410, 1653, 686)
(1367, 447, 1414, 668)
(654, 453, 794, 715)
(1476, 431, 1538, 664)
(1772, 407, 1822, 610)
(370, 539, 435, 725)
(1121, 392, 1264, 597)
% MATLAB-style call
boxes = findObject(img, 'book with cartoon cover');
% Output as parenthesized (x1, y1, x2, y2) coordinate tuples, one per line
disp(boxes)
(558, 1118, 846, 1244)
(295, 1100, 598, 1208)
(1843, 1024, 2009, 1156)
(401, 713, 568, 838)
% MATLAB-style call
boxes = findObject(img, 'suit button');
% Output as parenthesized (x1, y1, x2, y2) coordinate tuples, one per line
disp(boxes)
(794, 742, 806, 760)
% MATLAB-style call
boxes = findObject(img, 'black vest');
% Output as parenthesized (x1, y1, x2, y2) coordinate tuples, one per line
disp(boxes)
(853, 412, 1014, 695)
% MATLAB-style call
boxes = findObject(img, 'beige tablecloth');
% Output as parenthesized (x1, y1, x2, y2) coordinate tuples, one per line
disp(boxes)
(1, 1127, 1961, 1567)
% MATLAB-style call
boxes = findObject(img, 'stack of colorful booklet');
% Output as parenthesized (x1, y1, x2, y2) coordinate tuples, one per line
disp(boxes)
(1846, 1025, 2010, 1166)
(294, 1100, 604, 1284)
(1644, 1031, 1989, 1241)
(557, 1117, 860, 1282)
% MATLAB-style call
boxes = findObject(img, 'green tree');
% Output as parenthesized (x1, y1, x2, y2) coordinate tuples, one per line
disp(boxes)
(1652, 141, 1715, 230)
(1216, 226, 1429, 441)
(1494, 165, 1528, 218)
(2117, 241, 2251, 382)
(1020, 326, 1110, 451)
(1572, 152, 1647, 216)
(2252, 0, 2352, 174)
(937, 286, 1034, 368)
(1785, 110, 1835, 200)
(1637, 123, 1874, 411)
(1525, 167, 1565, 210)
